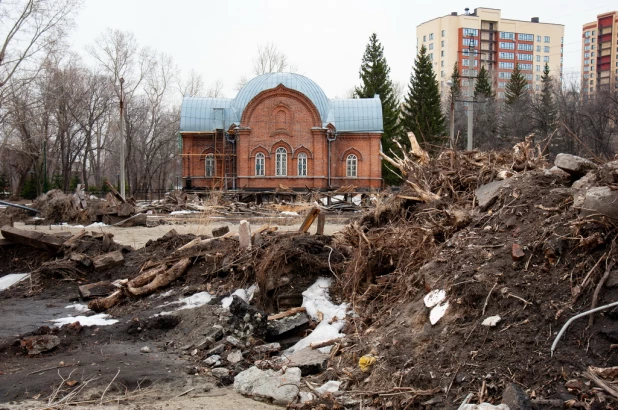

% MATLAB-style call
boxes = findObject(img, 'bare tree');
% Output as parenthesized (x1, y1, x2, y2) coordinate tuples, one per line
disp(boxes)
(206, 79, 224, 98)
(178, 69, 204, 97)
(0, 0, 81, 105)
(252, 43, 290, 76)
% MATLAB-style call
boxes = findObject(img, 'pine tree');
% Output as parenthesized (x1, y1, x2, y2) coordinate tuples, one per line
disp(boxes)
(504, 64, 528, 105)
(450, 62, 462, 103)
(401, 45, 445, 150)
(532, 62, 557, 140)
(355, 33, 402, 185)
(474, 65, 493, 101)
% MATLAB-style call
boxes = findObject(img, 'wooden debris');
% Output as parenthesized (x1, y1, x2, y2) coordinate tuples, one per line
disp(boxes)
(310, 337, 343, 349)
(0, 225, 65, 252)
(129, 265, 167, 288)
(78, 281, 116, 299)
(92, 251, 125, 271)
(212, 226, 230, 237)
(88, 290, 123, 312)
(70, 253, 91, 267)
(62, 230, 87, 251)
(114, 213, 147, 227)
(268, 307, 307, 321)
(126, 258, 191, 297)
(299, 207, 320, 233)
(105, 180, 126, 204)
(316, 213, 326, 235)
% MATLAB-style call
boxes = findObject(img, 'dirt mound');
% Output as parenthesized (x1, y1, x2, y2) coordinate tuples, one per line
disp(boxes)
(319, 137, 618, 408)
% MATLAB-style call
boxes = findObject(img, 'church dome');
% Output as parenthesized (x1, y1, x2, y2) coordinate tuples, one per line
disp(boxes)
(233, 72, 330, 122)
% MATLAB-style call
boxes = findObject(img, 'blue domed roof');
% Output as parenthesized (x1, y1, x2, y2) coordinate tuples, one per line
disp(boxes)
(232, 73, 330, 122)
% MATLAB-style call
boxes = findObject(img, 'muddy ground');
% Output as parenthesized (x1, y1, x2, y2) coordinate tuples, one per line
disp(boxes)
(0, 213, 354, 409)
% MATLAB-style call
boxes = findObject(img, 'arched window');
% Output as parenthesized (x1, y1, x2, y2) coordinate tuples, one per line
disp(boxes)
(275, 147, 287, 176)
(255, 153, 265, 176)
(205, 154, 215, 177)
(297, 153, 307, 176)
(346, 154, 357, 177)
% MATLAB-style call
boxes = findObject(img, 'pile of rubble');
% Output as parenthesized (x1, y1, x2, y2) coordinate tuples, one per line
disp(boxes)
(2, 133, 618, 408)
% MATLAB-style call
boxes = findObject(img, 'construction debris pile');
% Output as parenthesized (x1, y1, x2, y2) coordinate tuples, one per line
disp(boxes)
(2, 133, 618, 409)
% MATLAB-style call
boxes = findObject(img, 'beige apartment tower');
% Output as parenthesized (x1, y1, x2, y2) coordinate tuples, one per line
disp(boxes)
(417, 7, 564, 99)
(581, 11, 618, 95)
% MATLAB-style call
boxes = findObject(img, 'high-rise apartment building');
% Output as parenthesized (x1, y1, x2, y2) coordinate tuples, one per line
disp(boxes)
(581, 11, 618, 95)
(417, 7, 564, 99)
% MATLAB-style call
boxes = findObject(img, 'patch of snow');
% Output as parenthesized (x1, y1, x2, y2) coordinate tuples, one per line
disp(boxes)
(33, 216, 45, 220)
(301, 277, 347, 323)
(51, 313, 118, 327)
(280, 211, 299, 216)
(85, 222, 107, 228)
(482, 315, 501, 327)
(424, 289, 446, 308)
(316, 380, 341, 395)
(64, 303, 90, 313)
(221, 285, 257, 309)
(163, 291, 213, 310)
(170, 210, 196, 215)
(284, 278, 348, 355)
(0, 273, 29, 291)
(157, 289, 174, 298)
(319, 195, 345, 205)
(429, 301, 449, 325)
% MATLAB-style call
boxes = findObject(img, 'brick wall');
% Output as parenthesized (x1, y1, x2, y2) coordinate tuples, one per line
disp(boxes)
(182, 85, 382, 190)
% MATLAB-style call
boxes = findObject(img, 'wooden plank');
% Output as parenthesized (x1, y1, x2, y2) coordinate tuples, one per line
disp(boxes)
(78, 281, 116, 299)
(316, 213, 326, 235)
(114, 213, 147, 227)
(299, 207, 320, 233)
(63, 230, 87, 250)
(0, 225, 65, 252)
(268, 307, 307, 321)
(105, 180, 126, 204)
(92, 250, 125, 271)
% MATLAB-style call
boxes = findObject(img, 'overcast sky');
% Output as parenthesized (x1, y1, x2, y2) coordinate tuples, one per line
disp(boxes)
(70, 0, 616, 100)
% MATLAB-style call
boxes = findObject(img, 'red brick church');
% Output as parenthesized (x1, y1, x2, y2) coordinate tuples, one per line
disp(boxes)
(179, 73, 383, 191)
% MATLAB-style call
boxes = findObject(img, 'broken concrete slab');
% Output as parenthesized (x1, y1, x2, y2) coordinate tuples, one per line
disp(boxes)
(579, 186, 618, 220)
(21, 335, 60, 355)
(234, 366, 301, 405)
(0, 225, 65, 252)
(554, 153, 597, 178)
(474, 180, 508, 210)
(267, 312, 310, 338)
(281, 347, 329, 376)
(92, 250, 125, 271)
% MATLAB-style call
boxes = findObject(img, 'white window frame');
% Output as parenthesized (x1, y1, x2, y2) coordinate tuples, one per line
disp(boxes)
(297, 153, 307, 176)
(255, 153, 265, 176)
(205, 154, 215, 177)
(275, 147, 287, 176)
(346, 154, 357, 178)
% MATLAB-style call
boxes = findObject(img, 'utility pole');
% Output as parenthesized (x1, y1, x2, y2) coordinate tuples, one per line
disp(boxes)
(119, 78, 125, 200)
(467, 42, 475, 151)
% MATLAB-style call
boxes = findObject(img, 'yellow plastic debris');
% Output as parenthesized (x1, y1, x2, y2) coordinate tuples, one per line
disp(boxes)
(359, 355, 376, 372)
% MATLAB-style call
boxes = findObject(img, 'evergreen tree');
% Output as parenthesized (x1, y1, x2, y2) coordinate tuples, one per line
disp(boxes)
(450, 62, 462, 103)
(401, 45, 445, 150)
(539, 62, 556, 135)
(355, 33, 402, 185)
(504, 64, 528, 105)
(474, 65, 493, 101)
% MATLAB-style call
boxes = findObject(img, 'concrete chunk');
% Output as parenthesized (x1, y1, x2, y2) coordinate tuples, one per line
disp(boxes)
(239, 220, 251, 250)
(281, 347, 329, 376)
(21, 335, 60, 355)
(580, 186, 618, 220)
(555, 153, 597, 178)
(234, 366, 301, 405)
(474, 180, 508, 210)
